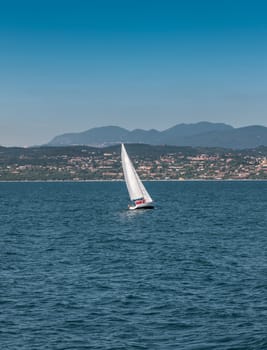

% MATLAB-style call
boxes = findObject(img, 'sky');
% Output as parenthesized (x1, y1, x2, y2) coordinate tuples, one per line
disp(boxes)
(0, 0, 266, 146)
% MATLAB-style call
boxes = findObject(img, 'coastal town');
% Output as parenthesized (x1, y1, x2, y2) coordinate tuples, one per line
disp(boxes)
(1, 144, 267, 181)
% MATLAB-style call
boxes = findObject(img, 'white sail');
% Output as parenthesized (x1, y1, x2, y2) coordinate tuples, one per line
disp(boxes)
(121, 144, 153, 203)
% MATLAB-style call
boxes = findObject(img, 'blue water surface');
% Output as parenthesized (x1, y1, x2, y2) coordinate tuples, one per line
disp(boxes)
(0, 181, 267, 349)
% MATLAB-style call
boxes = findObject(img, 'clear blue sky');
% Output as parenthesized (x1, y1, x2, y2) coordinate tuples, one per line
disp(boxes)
(0, 0, 266, 146)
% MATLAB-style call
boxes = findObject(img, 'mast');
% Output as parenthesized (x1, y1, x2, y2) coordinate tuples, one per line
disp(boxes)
(121, 144, 153, 203)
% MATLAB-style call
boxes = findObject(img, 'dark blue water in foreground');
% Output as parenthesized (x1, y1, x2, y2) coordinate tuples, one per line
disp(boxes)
(1, 181, 267, 350)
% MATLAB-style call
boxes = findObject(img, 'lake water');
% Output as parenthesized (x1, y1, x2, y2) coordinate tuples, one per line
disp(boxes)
(1, 181, 267, 349)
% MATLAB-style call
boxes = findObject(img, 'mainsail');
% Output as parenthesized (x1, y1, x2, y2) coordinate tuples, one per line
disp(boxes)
(121, 144, 153, 203)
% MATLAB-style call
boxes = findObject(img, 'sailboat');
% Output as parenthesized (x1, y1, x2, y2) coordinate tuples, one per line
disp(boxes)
(121, 144, 154, 210)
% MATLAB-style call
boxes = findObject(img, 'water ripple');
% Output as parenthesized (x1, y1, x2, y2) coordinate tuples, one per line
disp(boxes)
(0, 181, 266, 349)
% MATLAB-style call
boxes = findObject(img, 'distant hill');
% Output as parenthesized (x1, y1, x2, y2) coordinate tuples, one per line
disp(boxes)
(47, 122, 267, 149)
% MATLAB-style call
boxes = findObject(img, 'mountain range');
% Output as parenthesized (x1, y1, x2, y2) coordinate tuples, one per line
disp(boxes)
(47, 122, 267, 149)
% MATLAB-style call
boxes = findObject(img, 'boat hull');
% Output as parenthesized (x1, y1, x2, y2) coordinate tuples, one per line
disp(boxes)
(129, 203, 154, 210)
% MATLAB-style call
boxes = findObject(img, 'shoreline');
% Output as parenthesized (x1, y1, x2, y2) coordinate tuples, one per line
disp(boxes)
(0, 179, 266, 183)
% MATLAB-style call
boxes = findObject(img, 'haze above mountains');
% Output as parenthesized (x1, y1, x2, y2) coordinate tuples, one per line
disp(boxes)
(46, 122, 267, 149)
